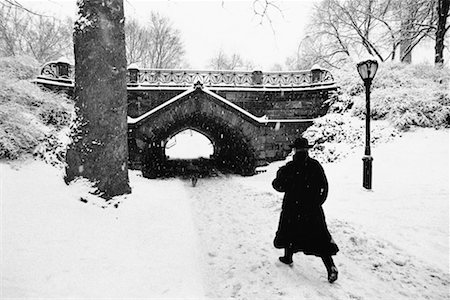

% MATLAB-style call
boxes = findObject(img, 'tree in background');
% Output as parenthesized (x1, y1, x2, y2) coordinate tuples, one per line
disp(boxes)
(125, 12, 184, 68)
(65, 0, 131, 198)
(208, 50, 229, 70)
(208, 50, 255, 70)
(285, 35, 347, 70)
(0, 3, 73, 63)
(269, 63, 284, 71)
(395, 0, 437, 63)
(289, 0, 441, 68)
(0, 4, 26, 57)
(124, 18, 150, 67)
(435, 0, 450, 66)
(24, 16, 73, 63)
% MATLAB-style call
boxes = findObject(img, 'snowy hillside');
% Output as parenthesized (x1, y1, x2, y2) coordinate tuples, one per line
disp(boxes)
(1, 128, 449, 299)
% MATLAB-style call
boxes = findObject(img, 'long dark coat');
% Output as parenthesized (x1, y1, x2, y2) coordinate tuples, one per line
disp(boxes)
(272, 154, 339, 257)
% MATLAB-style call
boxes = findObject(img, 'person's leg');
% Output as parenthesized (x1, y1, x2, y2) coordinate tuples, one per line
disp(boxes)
(279, 247, 293, 265)
(191, 175, 198, 187)
(321, 256, 338, 283)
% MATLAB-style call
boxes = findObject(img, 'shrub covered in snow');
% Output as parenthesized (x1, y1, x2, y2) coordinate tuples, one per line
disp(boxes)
(303, 114, 400, 163)
(306, 62, 448, 163)
(0, 56, 40, 80)
(331, 62, 450, 131)
(33, 128, 72, 167)
(0, 56, 73, 162)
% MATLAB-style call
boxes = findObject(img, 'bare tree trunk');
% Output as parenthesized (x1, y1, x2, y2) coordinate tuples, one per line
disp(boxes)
(65, 0, 131, 198)
(435, 0, 449, 66)
(400, 41, 413, 63)
(400, 13, 413, 63)
(400, 43, 412, 63)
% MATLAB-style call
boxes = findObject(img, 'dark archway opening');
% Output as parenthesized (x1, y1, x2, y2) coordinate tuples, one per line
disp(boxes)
(140, 112, 256, 178)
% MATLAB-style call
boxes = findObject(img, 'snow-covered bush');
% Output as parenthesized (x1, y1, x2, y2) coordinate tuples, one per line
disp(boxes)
(0, 56, 40, 80)
(321, 62, 359, 115)
(332, 62, 450, 131)
(0, 56, 74, 162)
(354, 63, 450, 130)
(323, 90, 354, 114)
(0, 104, 45, 159)
(33, 128, 71, 167)
(307, 61, 448, 162)
(303, 114, 400, 163)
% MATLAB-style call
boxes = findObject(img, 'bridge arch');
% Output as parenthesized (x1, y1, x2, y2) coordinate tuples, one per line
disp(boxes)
(130, 88, 259, 178)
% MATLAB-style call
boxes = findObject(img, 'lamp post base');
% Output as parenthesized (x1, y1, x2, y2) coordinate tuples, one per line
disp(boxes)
(362, 155, 373, 189)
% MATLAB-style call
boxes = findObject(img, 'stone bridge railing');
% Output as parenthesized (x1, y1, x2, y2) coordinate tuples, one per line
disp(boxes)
(35, 59, 335, 89)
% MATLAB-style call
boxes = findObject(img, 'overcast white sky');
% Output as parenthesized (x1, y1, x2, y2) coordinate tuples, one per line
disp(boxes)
(22, 0, 317, 70)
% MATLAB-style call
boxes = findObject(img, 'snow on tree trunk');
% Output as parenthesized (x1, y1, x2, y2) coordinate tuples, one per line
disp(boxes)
(65, 0, 131, 198)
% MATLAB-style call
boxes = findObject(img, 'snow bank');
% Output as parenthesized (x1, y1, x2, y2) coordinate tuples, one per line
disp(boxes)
(1, 161, 204, 298)
(0, 67, 73, 160)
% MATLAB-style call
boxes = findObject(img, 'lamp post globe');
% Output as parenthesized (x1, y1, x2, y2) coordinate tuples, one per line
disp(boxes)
(357, 59, 379, 82)
(357, 58, 378, 190)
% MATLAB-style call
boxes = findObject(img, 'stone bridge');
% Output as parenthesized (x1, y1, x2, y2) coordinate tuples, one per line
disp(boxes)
(34, 59, 337, 177)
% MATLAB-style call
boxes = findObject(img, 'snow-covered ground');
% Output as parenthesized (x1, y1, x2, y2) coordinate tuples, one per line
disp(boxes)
(1, 161, 205, 298)
(1, 128, 449, 299)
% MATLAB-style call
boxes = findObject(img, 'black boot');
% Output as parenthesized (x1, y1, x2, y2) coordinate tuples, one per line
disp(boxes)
(322, 256, 338, 283)
(279, 247, 293, 265)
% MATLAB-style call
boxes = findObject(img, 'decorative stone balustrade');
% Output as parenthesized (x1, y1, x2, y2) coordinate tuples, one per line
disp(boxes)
(36, 60, 335, 89)
(38, 60, 74, 83)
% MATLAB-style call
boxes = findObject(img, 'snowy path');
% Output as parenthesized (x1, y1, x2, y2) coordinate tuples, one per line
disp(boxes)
(1, 162, 205, 298)
(188, 176, 345, 299)
(188, 176, 447, 299)
(187, 128, 449, 299)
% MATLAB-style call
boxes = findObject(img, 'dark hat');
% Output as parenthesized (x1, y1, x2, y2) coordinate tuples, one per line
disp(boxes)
(289, 137, 313, 149)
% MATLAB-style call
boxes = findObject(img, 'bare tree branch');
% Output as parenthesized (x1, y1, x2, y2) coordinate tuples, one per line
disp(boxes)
(287, 0, 438, 68)
(125, 12, 184, 68)
(0, 3, 72, 61)
(208, 50, 254, 70)
(0, 0, 51, 17)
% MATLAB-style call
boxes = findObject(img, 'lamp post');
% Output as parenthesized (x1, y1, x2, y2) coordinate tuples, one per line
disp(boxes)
(356, 58, 378, 190)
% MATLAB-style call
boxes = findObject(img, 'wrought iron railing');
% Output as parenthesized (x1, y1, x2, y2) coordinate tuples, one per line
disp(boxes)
(36, 60, 335, 88)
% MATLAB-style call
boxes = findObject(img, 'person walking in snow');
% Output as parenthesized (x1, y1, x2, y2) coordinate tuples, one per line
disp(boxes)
(272, 137, 339, 283)
(186, 160, 199, 187)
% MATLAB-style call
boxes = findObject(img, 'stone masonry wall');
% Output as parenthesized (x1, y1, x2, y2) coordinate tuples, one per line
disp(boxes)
(128, 88, 332, 120)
